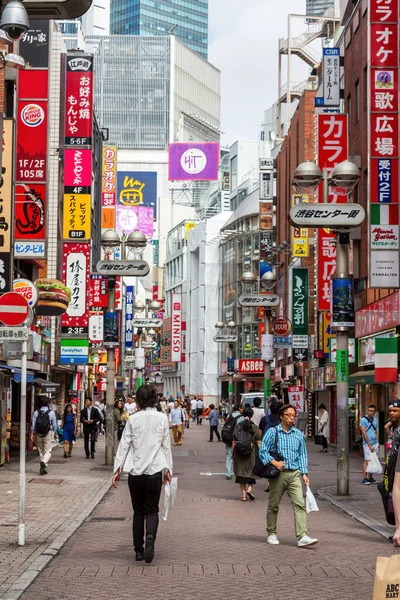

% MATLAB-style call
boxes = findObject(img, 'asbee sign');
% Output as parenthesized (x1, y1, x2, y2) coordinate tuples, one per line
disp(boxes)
(238, 359, 264, 374)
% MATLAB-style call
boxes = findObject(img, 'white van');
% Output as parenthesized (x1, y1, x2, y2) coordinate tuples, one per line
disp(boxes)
(240, 392, 266, 410)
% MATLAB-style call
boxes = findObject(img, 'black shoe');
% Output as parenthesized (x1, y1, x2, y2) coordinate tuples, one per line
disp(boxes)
(64, 452, 68, 458)
(144, 534, 155, 564)
(91, 453, 95, 459)
(43, 465, 48, 475)
(40, 461, 45, 475)
(217, 439, 222, 442)
(86, 454, 90, 459)
(135, 553, 144, 561)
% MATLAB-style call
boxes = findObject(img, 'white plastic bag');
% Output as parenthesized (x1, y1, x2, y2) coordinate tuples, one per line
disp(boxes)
(305, 485, 319, 513)
(366, 450, 383, 475)
(162, 477, 177, 522)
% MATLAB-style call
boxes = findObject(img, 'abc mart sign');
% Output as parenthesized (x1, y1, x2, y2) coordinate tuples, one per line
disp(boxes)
(238, 359, 264, 374)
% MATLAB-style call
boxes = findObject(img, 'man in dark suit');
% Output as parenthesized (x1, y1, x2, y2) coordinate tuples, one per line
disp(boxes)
(80, 398, 101, 459)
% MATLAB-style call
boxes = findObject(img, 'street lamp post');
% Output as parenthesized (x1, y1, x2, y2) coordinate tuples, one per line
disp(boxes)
(215, 321, 236, 412)
(133, 298, 161, 390)
(100, 229, 148, 466)
(293, 160, 361, 496)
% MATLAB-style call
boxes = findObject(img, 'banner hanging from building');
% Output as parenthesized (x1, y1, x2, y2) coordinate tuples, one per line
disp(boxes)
(89, 275, 108, 308)
(61, 242, 90, 335)
(369, 0, 400, 288)
(168, 143, 219, 181)
(125, 285, 134, 349)
(171, 293, 182, 362)
(291, 194, 309, 258)
(116, 171, 157, 219)
(64, 53, 93, 146)
(101, 146, 117, 232)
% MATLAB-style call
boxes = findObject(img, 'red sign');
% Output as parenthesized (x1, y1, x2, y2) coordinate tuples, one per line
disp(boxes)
(0, 292, 29, 326)
(64, 149, 92, 188)
(370, 23, 398, 68)
(370, 0, 397, 23)
(317, 113, 348, 203)
(238, 359, 264, 374)
(370, 68, 398, 112)
(355, 291, 400, 338)
(101, 146, 117, 207)
(65, 54, 93, 146)
(272, 316, 292, 336)
(61, 242, 90, 334)
(16, 99, 47, 183)
(89, 275, 108, 308)
(371, 113, 399, 158)
(317, 229, 336, 311)
(15, 183, 46, 241)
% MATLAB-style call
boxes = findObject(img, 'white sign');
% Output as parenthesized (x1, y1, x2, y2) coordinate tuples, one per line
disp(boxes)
(142, 341, 157, 349)
(171, 293, 182, 362)
(89, 312, 104, 344)
(370, 225, 399, 249)
(259, 172, 273, 200)
(292, 335, 309, 349)
(132, 318, 162, 328)
(239, 294, 279, 307)
(0, 327, 29, 340)
(14, 242, 45, 258)
(261, 334, 274, 362)
(290, 203, 365, 228)
(288, 385, 304, 412)
(370, 251, 399, 287)
(66, 251, 87, 318)
(213, 335, 238, 343)
(323, 48, 340, 107)
(135, 347, 145, 369)
(259, 158, 274, 171)
(96, 260, 150, 276)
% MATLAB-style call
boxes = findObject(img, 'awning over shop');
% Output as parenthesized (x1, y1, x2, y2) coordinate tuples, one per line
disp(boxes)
(0, 364, 35, 383)
(33, 378, 61, 393)
(349, 370, 376, 386)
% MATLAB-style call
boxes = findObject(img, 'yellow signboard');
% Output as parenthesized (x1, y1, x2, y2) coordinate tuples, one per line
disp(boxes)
(323, 311, 335, 357)
(63, 193, 91, 240)
(89, 350, 107, 365)
(292, 194, 309, 258)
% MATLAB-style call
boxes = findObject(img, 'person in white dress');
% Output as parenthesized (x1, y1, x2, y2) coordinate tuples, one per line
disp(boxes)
(317, 403, 329, 453)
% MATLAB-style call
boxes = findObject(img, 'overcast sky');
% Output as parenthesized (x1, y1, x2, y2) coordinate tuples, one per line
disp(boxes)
(208, 0, 310, 146)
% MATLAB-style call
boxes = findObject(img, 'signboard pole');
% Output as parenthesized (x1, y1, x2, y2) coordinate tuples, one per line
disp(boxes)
(18, 331, 28, 546)
(105, 278, 116, 467)
(228, 344, 234, 412)
(263, 312, 272, 401)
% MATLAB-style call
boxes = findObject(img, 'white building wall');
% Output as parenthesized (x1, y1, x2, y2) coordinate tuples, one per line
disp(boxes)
(81, 0, 110, 36)
(230, 140, 272, 196)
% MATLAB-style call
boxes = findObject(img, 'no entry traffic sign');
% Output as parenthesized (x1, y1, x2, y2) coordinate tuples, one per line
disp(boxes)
(0, 292, 29, 326)
(273, 316, 292, 337)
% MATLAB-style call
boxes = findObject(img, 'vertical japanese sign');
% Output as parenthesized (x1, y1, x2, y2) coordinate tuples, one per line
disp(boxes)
(369, 0, 400, 288)
(101, 146, 117, 231)
(63, 148, 92, 240)
(0, 120, 14, 291)
(171, 293, 182, 362)
(292, 268, 308, 360)
(64, 54, 93, 146)
(323, 48, 340, 107)
(89, 275, 108, 308)
(125, 285, 134, 350)
(61, 243, 90, 335)
(317, 229, 336, 311)
(291, 194, 309, 258)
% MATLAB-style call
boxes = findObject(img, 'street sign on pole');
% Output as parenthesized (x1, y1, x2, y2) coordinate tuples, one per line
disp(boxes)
(213, 335, 238, 343)
(0, 293, 29, 326)
(272, 317, 292, 337)
(239, 294, 279, 307)
(132, 318, 162, 328)
(0, 327, 29, 340)
(290, 203, 365, 228)
(96, 260, 150, 277)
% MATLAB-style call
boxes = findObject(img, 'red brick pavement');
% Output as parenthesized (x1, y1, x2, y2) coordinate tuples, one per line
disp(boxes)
(17, 423, 393, 600)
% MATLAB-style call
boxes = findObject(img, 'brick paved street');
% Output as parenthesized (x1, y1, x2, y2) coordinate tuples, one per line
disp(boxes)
(10, 424, 393, 600)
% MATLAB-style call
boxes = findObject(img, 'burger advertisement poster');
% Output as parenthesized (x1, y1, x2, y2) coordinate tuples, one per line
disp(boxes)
(61, 243, 90, 335)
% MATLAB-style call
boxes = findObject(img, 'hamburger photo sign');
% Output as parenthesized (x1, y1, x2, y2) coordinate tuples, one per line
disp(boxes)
(35, 279, 71, 316)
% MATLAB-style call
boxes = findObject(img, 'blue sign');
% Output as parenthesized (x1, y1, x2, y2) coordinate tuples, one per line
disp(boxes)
(104, 311, 119, 347)
(377, 159, 392, 203)
(274, 336, 292, 348)
(117, 171, 157, 219)
(331, 278, 354, 328)
(125, 285, 134, 349)
(315, 97, 325, 107)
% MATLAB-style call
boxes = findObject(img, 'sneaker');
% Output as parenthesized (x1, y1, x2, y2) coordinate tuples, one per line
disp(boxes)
(144, 534, 155, 564)
(369, 477, 379, 484)
(298, 535, 318, 547)
(39, 461, 45, 475)
(135, 553, 144, 562)
(267, 535, 280, 545)
(362, 478, 371, 485)
(226, 475, 232, 480)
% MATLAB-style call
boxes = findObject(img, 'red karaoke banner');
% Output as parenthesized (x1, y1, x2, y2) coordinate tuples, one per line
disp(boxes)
(61, 242, 91, 334)
(317, 229, 336, 312)
(317, 113, 348, 204)
(65, 54, 93, 146)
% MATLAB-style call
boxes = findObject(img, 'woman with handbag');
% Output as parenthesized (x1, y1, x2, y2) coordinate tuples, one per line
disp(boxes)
(317, 403, 329, 453)
(233, 407, 261, 502)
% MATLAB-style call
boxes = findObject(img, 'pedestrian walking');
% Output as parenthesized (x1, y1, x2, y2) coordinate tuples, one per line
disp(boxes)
(259, 404, 318, 547)
(190, 396, 197, 422)
(112, 385, 173, 564)
(196, 397, 204, 425)
(80, 398, 101, 459)
(167, 397, 174, 413)
(160, 397, 168, 415)
(207, 404, 222, 442)
(61, 403, 77, 458)
(222, 404, 243, 479)
(169, 400, 185, 446)
(233, 407, 261, 501)
(31, 395, 58, 475)
(360, 404, 379, 485)
(125, 396, 137, 416)
(114, 398, 126, 451)
(251, 396, 265, 428)
(317, 403, 329, 454)
(98, 400, 106, 434)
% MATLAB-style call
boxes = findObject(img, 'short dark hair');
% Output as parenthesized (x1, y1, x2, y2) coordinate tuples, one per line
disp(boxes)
(209, 403, 215, 410)
(368, 404, 377, 411)
(243, 407, 253, 419)
(244, 402, 251, 409)
(253, 397, 262, 408)
(278, 404, 296, 419)
(136, 385, 157, 410)
(270, 400, 282, 416)
(233, 404, 241, 412)
(38, 395, 49, 408)
(318, 403, 327, 411)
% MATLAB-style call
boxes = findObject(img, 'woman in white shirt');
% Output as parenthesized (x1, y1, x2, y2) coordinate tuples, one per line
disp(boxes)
(112, 385, 173, 564)
(318, 403, 329, 454)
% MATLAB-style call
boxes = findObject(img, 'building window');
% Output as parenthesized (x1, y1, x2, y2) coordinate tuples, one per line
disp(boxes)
(230, 155, 238, 192)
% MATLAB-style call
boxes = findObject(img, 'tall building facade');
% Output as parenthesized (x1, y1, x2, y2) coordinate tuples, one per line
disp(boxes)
(110, 0, 208, 59)
(306, 0, 335, 16)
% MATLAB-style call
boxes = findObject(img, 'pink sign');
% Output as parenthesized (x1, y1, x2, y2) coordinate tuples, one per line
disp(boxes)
(64, 149, 92, 188)
(317, 113, 348, 204)
(168, 143, 219, 181)
(116, 205, 154, 238)
(355, 291, 400, 338)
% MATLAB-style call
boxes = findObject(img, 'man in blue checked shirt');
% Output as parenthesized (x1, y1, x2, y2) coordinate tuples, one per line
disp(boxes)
(259, 404, 318, 548)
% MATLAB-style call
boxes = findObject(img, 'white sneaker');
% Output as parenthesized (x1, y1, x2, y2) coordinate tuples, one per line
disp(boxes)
(267, 535, 280, 545)
(298, 535, 318, 547)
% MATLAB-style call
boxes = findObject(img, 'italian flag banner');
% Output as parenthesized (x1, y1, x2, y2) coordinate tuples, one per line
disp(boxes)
(371, 205, 398, 225)
(375, 337, 398, 383)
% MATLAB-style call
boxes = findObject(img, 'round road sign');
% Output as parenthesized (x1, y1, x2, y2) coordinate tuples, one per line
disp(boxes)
(0, 292, 29, 326)
(273, 316, 292, 337)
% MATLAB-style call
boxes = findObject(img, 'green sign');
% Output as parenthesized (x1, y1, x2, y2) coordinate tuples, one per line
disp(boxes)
(264, 378, 271, 399)
(292, 268, 308, 336)
(336, 349, 349, 383)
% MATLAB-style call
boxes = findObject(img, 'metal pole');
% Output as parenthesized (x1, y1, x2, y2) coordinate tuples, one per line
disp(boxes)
(18, 334, 28, 546)
(287, 13, 292, 130)
(264, 310, 271, 401)
(228, 343, 233, 412)
(322, 168, 329, 204)
(105, 277, 116, 466)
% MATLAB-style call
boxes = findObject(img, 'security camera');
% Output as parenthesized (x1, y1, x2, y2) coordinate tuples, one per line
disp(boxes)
(0, 0, 30, 42)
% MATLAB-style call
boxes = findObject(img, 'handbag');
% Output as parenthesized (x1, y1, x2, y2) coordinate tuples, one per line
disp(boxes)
(314, 434, 324, 446)
(253, 428, 284, 480)
(117, 423, 125, 440)
(373, 550, 400, 600)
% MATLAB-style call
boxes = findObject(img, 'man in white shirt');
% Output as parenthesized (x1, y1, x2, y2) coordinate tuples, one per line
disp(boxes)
(113, 385, 172, 564)
(251, 397, 265, 428)
(196, 397, 204, 425)
(124, 396, 137, 416)
(190, 397, 198, 422)
(167, 398, 175, 413)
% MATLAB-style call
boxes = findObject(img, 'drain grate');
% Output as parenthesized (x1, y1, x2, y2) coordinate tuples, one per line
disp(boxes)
(86, 516, 128, 522)
(29, 478, 63, 485)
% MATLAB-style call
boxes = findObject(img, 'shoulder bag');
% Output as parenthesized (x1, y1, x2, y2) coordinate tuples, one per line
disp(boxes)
(253, 428, 284, 479)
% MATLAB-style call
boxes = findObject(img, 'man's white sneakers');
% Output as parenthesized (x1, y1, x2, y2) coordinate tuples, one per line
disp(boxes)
(267, 535, 280, 545)
(298, 535, 318, 547)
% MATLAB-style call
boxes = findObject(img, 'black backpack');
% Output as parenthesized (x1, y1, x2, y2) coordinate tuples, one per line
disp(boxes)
(35, 409, 51, 435)
(378, 451, 397, 525)
(221, 414, 240, 445)
(235, 422, 253, 457)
